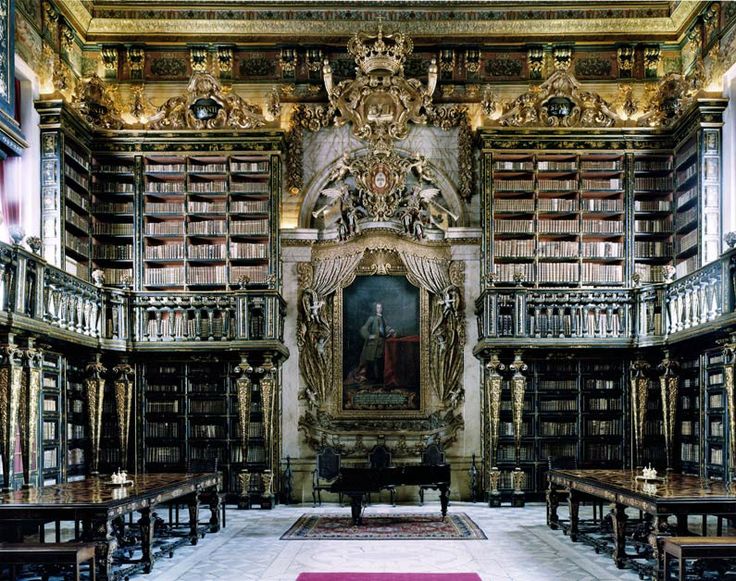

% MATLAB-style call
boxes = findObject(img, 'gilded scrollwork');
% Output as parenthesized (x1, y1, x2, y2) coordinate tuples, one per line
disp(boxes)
(637, 65, 704, 127)
(658, 353, 679, 471)
(85, 355, 107, 475)
(485, 352, 505, 471)
(0, 344, 23, 490)
(146, 71, 267, 130)
(494, 68, 617, 128)
(509, 352, 528, 467)
(70, 74, 124, 130)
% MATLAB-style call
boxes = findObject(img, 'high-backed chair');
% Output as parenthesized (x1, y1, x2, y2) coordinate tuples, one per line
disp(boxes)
(188, 455, 226, 530)
(418, 443, 445, 505)
(312, 446, 343, 507)
(368, 444, 396, 506)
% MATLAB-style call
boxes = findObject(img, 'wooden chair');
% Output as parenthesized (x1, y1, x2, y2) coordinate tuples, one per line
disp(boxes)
(312, 446, 343, 507)
(169, 455, 225, 531)
(368, 444, 396, 506)
(418, 443, 445, 505)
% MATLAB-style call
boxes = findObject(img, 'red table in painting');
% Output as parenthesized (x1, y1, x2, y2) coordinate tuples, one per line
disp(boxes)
(383, 335, 419, 387)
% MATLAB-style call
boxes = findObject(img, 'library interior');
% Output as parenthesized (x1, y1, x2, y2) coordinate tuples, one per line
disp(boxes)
(4, 1, 736, 580)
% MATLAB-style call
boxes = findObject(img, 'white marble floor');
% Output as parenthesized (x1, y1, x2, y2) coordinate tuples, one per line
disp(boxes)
(146, 502, 642, 581)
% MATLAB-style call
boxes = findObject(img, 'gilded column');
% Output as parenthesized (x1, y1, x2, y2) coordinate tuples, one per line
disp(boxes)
(630, 357, 651, 468)
(509, 351, 527, 507)
(0, 343, 23, 491)
(658, 352, 679, 472)
(258, 352, 277, 507)
(19, 347, 43, 488)
(234, 354, 253, 508)
(484, 352, 505, 506)
(85, 354, 107, 476)
(724, 341, 736, 481)
(112, 361, 134, 470)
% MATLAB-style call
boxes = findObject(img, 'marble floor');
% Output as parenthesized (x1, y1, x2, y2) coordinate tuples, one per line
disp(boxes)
(147, 502, 642, 581)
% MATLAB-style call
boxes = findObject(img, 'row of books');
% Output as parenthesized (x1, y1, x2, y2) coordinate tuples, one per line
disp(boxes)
(102, 268, 133, 285)
(681, 442, 700, 463)
(675, 206, 698, 230)
(586, 419, 621, 436)
(66, 207, 89, 231)
(677, 164, 697, 184)
(94, 202, 134, 214)
(189, 265, 228, 285)
(676, 229, 698, 254)
(581, 263, 623, 282)
(94, 182, 134, 194)
(634, 159, 672, 171)
(66, 166, 89, 189)
(94, 245, 133, 259)
(635, 240, 672, 257)
(147, 422, 180, 438)
(65, 145, 90, 170)
(65, 186, 89, 210)
(538, 399, 577, 412)
(67, 424, 85, 439)
(634, 176, 672, 191)
(676, 185, 698, 209)
(587, 397, 622, 411)
(93, 223, 134, 235)
(635, 218, 673, 233)
(541, 422, 576, 436)
(146, 447, 181, 464)
(635, 199, 671, 212)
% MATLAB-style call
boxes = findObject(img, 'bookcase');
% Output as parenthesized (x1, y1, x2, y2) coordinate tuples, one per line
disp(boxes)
(41, 353, 63, 486)
(64, 360, 88, 482)
(677, 353, 701, 476)
(37, 101, 94, 281)
(493, 355, 627, 496)
(704, 348, 728, 480)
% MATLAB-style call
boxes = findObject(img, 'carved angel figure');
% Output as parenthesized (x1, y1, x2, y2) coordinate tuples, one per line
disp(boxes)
(301, 288, 326, 326)
(396, 185, 452, 239)
(313, 184, 366, 238)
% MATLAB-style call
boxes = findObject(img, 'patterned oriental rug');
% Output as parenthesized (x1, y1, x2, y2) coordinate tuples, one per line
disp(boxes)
(281, 513, 487, 541)
(296, 574, 483, 581)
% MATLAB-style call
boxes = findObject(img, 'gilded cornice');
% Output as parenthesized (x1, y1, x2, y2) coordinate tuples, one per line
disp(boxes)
(55, 0, 92, 40)
(84, 15, 699, 42)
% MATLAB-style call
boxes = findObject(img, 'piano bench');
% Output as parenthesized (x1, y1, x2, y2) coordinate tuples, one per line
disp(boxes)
(0, 542, 97, 581)
(663, 536, 736, 581)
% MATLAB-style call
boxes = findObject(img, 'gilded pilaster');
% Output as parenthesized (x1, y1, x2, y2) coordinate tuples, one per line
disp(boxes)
(630, 358, 651, 468)
(658, 352, 679, 472)
(85, 354, 107, 475)
(485, 352, 505, 472)
(19, 347, 43, 488)
(724, 342, 736, 481)
(509, 351, 527, 468)
(0, 343, 23, 491)
(258, 353, 277, 474)
(112, 361, 134, 470)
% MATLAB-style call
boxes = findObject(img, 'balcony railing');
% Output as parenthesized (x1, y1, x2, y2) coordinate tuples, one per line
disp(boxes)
(476, 246, 736, 348)
(0, 241, 286, 350)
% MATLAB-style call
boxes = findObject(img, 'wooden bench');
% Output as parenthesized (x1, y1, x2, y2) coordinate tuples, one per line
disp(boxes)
(663, 536, 736, 581)
(0, 542, 96, 581)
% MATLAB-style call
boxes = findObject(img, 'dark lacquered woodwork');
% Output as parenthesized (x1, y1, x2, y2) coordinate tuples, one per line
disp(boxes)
(0, 473, 221, 581)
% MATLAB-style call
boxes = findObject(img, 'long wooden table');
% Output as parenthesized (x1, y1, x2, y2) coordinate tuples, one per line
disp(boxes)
(0, 473, 221, 581)
(547, 469, 736, 580)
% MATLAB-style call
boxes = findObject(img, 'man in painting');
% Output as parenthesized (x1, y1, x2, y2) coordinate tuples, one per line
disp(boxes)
(359, 302, 396, 384)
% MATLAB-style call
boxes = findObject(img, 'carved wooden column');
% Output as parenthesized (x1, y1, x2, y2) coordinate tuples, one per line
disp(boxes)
(484, 352, 504, 507)
(724, 340, 736, 482)
(234, 353, 253, 509)
(509, 351, 527, 507)
(658, 352, 679, 472)
(112, 360, 134, 470)
(19, 346, 43, 488)
(630, 357, 650, 468)
(0, 342, 23, 491)
(85, 354, 107, 476)
(258, 352, 277, 509)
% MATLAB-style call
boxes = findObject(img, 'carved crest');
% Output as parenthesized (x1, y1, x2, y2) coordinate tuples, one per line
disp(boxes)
(494, 68, 617, 128)
(147, 72, 267, 130)
(70, 74, 124, 130)
(323, 25, 438, 154)
(637, 66, 703, 127)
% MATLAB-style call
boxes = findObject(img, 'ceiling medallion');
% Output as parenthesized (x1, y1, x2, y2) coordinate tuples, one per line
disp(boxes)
(322, 24, 438, 155)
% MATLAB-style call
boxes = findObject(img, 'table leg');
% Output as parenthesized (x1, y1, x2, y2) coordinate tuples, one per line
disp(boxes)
(88, 518, 117, 581)
(208, 491, 222, 533)
(648, 515, 672, 581)
(567, 489, 580, 542)
(139, 507, 154, 573)
(188, 492, 201, 545)
(439, 484, 449, 520)
(546, 482, 560, 529)
(611, 503, 628, 569)
(349, 494, 363, 525)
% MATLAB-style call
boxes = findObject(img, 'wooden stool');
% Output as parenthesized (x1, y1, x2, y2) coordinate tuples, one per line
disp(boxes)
(0, 542, 96, 581)
(663, 536, 736, 581)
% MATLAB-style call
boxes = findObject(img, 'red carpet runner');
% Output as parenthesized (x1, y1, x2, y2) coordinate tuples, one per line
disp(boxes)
(296, 574, 482, 581)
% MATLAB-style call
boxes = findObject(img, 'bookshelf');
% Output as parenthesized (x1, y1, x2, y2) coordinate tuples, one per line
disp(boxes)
(704, 348, 727, 480)
(41, 354, 63, 486)
(677, 353, 701, 476)
(632, 153, 674, 284)
(580, 360, 625, 467)
(64, 360, 88, 482)
(91, 151, 278, 291)
(91, 157, 137, 286)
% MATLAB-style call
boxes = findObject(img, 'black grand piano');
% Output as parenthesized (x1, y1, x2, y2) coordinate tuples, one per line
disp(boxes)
(330, 464, 451, 524)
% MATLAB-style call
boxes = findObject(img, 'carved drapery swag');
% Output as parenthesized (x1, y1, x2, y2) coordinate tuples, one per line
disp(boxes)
(298, 252, 364, 404)
(399, 251, 464, 404)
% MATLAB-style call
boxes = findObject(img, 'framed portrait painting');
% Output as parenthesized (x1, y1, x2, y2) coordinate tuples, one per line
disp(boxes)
(335, 274, 428, 416)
